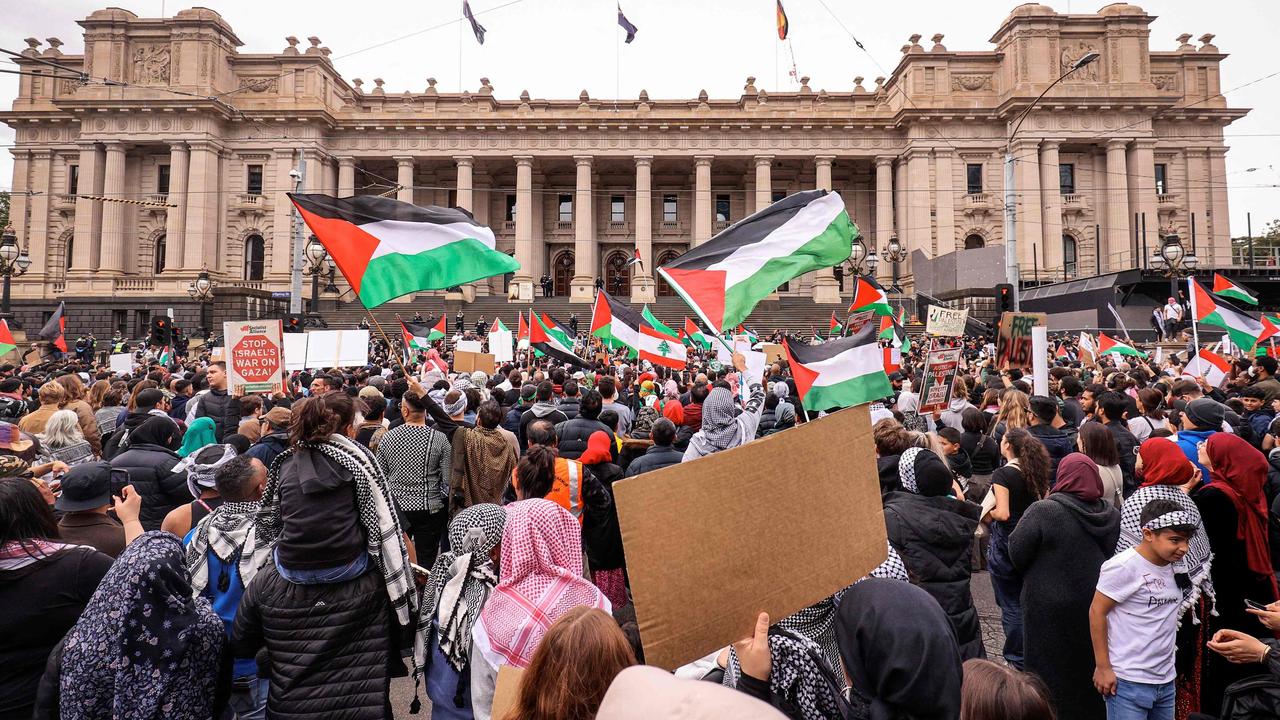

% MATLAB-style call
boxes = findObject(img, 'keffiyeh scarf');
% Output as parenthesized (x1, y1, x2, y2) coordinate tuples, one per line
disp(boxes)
(184, 500, 270, 596)
(173, 443, 237, 499)
(898, 447, 924, 494)
(1116, 484, 1216, 622)
(699, 387, 744, 451)
(0, 537, 80, 570)
(723, 599, 845, 720)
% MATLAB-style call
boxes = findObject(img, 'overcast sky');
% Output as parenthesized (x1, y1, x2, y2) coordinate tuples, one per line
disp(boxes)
(2, 0, 1277, 236)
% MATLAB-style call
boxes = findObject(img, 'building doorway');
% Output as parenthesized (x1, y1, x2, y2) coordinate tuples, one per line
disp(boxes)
(655, 249, 682, 297)
(964, 234, 985, 249)
(552, 250, 574, 297)
(604, 250, 632, 297)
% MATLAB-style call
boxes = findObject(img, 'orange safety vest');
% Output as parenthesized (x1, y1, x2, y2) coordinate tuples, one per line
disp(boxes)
(511, 457, 584, 524)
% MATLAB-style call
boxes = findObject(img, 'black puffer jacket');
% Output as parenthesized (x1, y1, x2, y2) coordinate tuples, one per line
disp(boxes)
(1027, 423, 1076, 485)
(110, 444, 190, 531)
(624, 444, 684, 477)
(882, 490, 985, 660)
(554, 417, 616, 461)
(233, 564, 402, 720)
(557, 396, 581, 420)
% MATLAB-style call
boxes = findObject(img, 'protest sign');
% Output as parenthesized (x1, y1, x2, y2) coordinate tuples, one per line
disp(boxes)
(303, 330, 370, 369)
(457, 339, 483, 354)
(222, 321, 284, 394)
(453, 350, 496, 374)
(614, 405, 887, 670)
(282, 333, 309, 372)
(845, 310, 875, 336)
(919, 347, 962, 412)
(995, 312, 1047, 371)
(488, 329, 514, 363)
(760, 343, 784, 365)
(492, 666, 524, 720)
(926, 306, 968, 337)
(109, 353, 133, 376)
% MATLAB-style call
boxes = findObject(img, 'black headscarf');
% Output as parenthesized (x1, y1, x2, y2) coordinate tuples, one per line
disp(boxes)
(837, 579, 963, 720)
(129, 415, 181, 451)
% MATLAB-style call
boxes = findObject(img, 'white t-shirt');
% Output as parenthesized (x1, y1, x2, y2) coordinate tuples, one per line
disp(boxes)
(1096, 547, 1182, 684)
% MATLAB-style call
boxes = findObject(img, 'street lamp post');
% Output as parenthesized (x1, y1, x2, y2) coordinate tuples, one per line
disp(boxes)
(1149, 229, 1198, 297)
(0, 226, 31, 326)
(304, 235, 330, 328)
(1003, 50, 1099, 311)
(883, 234, 907, 294)
(186, 268, 216, 341)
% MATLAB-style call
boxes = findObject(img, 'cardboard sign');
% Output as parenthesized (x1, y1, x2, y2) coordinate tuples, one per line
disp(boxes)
(919, 347, 962, 412)
(488, 329, 514, 363)
(492, 666, 524, 720)
(614, 405, 887, 670)
(995, 312, 1047, 371)
(453, 350, 495, 374)
(282, 333, 309, 372)
(303, 330, 370, 369)
(760, 343, 784, 365)
(109, 353, 133, 376)
(926, 306, 968, 337)
(223, 321, 284, 394)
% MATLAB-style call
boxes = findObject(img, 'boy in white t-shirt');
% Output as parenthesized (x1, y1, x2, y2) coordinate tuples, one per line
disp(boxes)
(1090, 498, 1199, 720)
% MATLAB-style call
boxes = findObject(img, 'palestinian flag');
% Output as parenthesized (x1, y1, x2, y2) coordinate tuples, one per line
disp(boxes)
(896, 306, 908, 325)
(158, 346, 172, 365)
(590, 290, 643, 356)
(1191, 278, 1265, 351)
(736, 324, 760, 345)
(489, 318, 509, 333)
(656, 190, 856, 334)
(642, 306, 677, 338)
(1098, 333, 1147, 358)
(828, 311, 844, 337)
(38, 301, 67, 352)
(0, 320, 16, 357)
(530, 312, 587, 368)
(783, 323, 891, 411)
(1055, 343, 1070, 360)
(638, 320, 687, 370)
(848, 275, 893, 317)
(1183, 348, 1230, 387)
(541, 313, 575, 346)
(683, 317, 712, 350)
(1212, 273, 1258, 306)
(878, 315, 912, 354)
(400, 317, 444, 351)
(288, 193, 520, 308)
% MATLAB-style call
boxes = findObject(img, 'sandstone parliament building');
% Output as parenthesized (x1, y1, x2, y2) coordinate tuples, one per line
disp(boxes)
(1, 3, 1247, 336)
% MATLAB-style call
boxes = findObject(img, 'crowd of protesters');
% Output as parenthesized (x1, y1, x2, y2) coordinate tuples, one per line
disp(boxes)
(2, 320, 1280, 720)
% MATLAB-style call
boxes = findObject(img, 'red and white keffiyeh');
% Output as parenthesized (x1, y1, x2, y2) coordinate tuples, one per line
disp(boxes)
(476, 499, 609, 668)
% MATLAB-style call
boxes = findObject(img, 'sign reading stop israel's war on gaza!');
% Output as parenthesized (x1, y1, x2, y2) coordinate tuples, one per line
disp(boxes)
(223, 320, 284, 395)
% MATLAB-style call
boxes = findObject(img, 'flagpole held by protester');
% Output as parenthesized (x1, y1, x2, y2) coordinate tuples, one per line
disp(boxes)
(1188, 276, 1200, 356)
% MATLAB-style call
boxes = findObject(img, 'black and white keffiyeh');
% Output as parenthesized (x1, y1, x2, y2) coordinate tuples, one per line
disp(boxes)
(184, 500, 271, 596)
(836, 541, 908, 605)
(1144, 508, 1201, 532)
(173, 443, 237, 499)
(898, 447, 924, 494)
(1117, 484, 1215, 622)
(723, 598, 845, 720)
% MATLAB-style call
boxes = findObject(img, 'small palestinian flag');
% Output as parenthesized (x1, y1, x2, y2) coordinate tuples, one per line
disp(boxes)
(590, 290, 643, 356)
(401, 317, 444, 351)
(896, 306, 908, 325)
(288, 193, 519, 309)
(158, 346, 172, 365)
(775, 0, 789, 40)
(1191, 278, 1264, 351)
(1098, 333, 1147, 358)
(828, 311, 844, 337)
(626, 247, 644, 270)
(1212, 273, 1258, 306)
(683, 317, 712, 350)
(1054, 343, 1070, 360)
(489, 318, 509, 333)
(848, 275, 893, 317)
(1257, 315, 1279, 348)
(638, 320, 687, 370)
(783, 323, 891, 411)
(736, 324, 760, 345)
(657, 190, 856, 334)
(39, 301, 67, 352)
(0, 320, 16, 358)
(530, 312, 587, 368)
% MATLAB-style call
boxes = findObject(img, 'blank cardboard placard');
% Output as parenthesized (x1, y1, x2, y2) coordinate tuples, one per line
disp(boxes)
(491, 666, 524, 720)
(282, 334, 309, 372)
(109, 353, 133, 376)
(453, 350, 495, 374)
(457, 339, 483, 354)
(614, 404, 886, 670)
(303, 330, 370, 368)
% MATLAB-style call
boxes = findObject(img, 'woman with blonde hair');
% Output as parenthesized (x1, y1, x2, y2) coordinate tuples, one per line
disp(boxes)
(53, 373, 102, 457)
(17, 381, 68, 437)
(505, 606, 636, 720)
(36, 409, 96, 467)
(989, 389, 1030, 446)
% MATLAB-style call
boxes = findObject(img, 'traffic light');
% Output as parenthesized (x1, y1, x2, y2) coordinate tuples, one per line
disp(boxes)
(149, 316, 171, 347)
(284, 314, 305, 333)
(995, 283, 1014, 313)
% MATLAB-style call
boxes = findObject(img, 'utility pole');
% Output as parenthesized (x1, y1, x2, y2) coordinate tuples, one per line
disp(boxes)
(289, 152, 306, 315)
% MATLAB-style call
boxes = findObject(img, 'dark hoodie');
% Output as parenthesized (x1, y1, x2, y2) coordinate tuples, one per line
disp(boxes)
(1027, 422, 1076, 485)
(275, 446, 367, 571)
(518, 402, 568, 453)
(103, 409, 176, 460)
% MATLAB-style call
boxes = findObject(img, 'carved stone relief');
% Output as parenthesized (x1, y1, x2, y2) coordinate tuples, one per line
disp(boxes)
(238, 77, 278, 93)
(131, 44, 170, 84)
(1151, 74, 1177, 91)
(1060, 40, 1099, 81)
(951, 75, 993, 92)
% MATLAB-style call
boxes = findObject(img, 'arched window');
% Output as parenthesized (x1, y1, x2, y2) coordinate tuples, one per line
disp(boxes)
(153, 235, 167, 275)
(964, 234, 985, 250)
(64, 237, 74, 272)
(243, 235, 265, 281)
(655, 249, 682, 296)
(1063, 234, 1078, 279)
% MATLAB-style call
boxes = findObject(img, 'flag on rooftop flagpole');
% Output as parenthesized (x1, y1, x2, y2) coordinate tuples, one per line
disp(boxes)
(656, 190, 856, 334)
(617, 3, 638, 44)
(0, 320, 17, 358)
(775, 0, 789, 40)
(288, 193, 518, 309)
(1098, 333, 1147, 358)
(463, 1, 487, 44)
(1190, 278, 1264, 351)
(848, 275, 894, 317)
(1212, 273, 1258, 306)
(38, 301, 67, 352)
(530, 312, 587, 368)
(590, 290, 642, 357)
(783, 322, 891, 411)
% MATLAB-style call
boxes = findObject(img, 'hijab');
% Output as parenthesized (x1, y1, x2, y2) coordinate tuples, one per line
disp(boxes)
(476, 499, 609, 668)
(896, 447, 954, 497)
(59, 531, 225, 720)
(1138, 437, 1195, 488)
(1052, 452, 1104, 503)
(177, 417, 218, 458)
(579, 431, 614, 466)
(1205, 433, 1275, 577)
(698, 387, 743, 451)
(128, 415, 180, 450)
(836, 578, 963, 720)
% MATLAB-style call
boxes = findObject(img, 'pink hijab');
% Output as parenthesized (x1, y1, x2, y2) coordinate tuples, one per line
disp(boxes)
(477, 499, 609, 667)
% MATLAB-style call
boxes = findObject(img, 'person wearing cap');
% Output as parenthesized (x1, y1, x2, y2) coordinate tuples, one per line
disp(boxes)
(54, 461, 127, 558)
(246, 406, 292, 468)
(1175, 397, 1224, 481)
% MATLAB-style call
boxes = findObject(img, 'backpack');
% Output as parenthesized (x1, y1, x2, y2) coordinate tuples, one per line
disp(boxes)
(1219, 674, 1280, 720)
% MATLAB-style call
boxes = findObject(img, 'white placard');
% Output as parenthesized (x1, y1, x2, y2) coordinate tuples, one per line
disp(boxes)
(303, 330, 370, 369)
(109, 353, 133, 376)
(926, 306, 968, 337)
(489, 329, 514, 363)
(457, 339, 483, 354)
(283, 333, 310, 371)
(1031, 326, 1049, 396)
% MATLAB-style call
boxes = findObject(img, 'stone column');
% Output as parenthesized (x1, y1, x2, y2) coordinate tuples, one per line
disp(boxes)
(905, 149, 932, 278)
(8, 151, 30, 246)
(1128, 139, 1159, 263)
(1207, 147, 1232, 267)
(454, 156, 474, 210)
(1184, 149, 1208, 256)
(71, 142, 103, 272)
(394, 156, 415, 203)
(1104, 140, 1131, 272)
(933, 150, 957, 257)
(164, 142, 190, 274)
(269, 149, 296, 280)
(1038, 141, 1064, 279)
(183, 141, 222, 271)
(337, 156, 356, 197)
(570, 155, 595, 301)
(26, 151, 52, 280)
(512, 156, 534, 300)
(754, 156, 773, 213)
(633, 156, 655, 303)
(693, 155, 713, 247)
(1012, 139, 1042, 275)
(875, 156, 895, 284)
(812, 156, 842, 303)
(891, 157, 907, 285)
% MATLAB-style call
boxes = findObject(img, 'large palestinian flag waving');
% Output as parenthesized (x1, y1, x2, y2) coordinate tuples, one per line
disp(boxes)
(288, 193, 519, 308)
(590, 290, 642, 356)
(657, 190, 856, 333)
(530, 312, 587, 368)
(1191, 278, 1265, 350)
(38, 301, 67, 352)
(783, 322, 892, 411)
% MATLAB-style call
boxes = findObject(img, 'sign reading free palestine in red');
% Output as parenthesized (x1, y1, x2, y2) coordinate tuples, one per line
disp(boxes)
(223, 320, 284, 394)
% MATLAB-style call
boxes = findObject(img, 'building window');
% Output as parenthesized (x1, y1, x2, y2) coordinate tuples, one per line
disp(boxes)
(662, 194, 678, 223)
(157, 164, 170, 195)
(246, 164, 264, 195)
(112, 310, 127, 335)
(964, 234, 985, 249)
(154, 235, 166, 275)
(771, 190, 786, 203)
(1155, 164, 1168, 195)
(610, 195, 625, 223)
(68, 165, 79, 195)
(244, 235, 265, 281)
(715, 194, 731, 223)
(1059, 164, 1076, 195)
(505, 194, 517, 222)
(65, 237, 74, 270)
(558, 194, 573, 222)
(966, 164, 983, 194)
(1063, 234, 1078, 278)
(134, 310, 150, 339)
